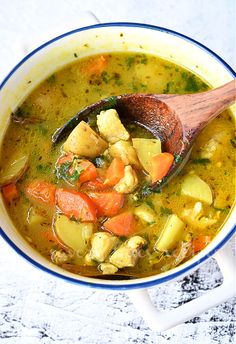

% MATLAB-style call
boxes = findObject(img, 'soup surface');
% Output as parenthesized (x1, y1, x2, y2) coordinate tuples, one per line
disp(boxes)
(0, 52, 235, 278)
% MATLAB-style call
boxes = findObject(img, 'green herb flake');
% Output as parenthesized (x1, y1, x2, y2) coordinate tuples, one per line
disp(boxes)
(213, 206, 229, 213)
(230, 137, 236, 148)
(163, 81, 174, 94)
(192, 158, 210, 165)
(55, 158, 84, 182)
(145, 199, 155, 210)
(91, 156, 106, 168)
(47, 74, 56, 84)
(36, 164, 51, 174)
(140, 56, 148, 65)
(101, 71, 109, 84)
(126, 56, 135, 69)
(36, 123, 48, 136)
(119, 236, 127, 242)
(174, 153, 183, 163)
(140, 184, 153, 198)
(160, 206, 173, 216)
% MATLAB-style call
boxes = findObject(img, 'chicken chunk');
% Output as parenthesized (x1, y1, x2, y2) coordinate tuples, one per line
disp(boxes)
(109, 236, 147, 268)
(199, 131, 230, 160)
(51, 249, 74, 265)
(181, 202, 220, 229)
(99, 263, 118, 275)
(63, 121, 108, 158)
(84, 253, 96, 266)
(114, 165, 138, 194)
(90, 232, 119, 262)
(97, 109, 130, 143)
(109, 140, 140, 168)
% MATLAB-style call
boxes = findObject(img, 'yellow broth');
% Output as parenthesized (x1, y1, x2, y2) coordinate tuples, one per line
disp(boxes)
(0, 52, 235, 278)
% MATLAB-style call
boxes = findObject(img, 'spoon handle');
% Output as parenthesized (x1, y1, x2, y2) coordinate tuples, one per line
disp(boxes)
(179, 79, 235, 132)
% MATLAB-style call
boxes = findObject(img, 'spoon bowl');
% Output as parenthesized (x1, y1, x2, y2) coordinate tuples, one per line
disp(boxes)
(52, 80, 235, 190)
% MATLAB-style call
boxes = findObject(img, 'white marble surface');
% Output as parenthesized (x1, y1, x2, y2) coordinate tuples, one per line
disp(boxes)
(0, 0, 235, 343)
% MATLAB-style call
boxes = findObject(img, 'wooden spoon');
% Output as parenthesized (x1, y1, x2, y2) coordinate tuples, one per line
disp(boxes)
(52, 80, 235, 190)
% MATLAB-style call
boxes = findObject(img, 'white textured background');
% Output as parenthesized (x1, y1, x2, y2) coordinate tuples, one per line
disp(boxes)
(0, 0, 235, 343)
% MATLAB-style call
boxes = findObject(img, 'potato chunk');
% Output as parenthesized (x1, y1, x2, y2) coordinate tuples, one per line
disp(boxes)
(134, 204, 156, 224)
(97, 109, 130, 143)
(109, 236, 146, 268)
(0, 155, 29, 186)
(63, 121, 108, 158)
(154, 214, 185, 252)
(54, 214, 93, 254)
(181, 174, 213, 205)
(90, 232, 119, 262)
(132, 138, 161, 172)
(109, 140, 140, 168)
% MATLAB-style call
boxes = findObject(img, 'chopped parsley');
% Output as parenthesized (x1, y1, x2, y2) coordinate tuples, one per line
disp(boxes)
(126, 56, 135, 69)
(174, 153, 183, 163)
(160, 206, 173, 216)
(55, 157, 84, 182)
(36, 164, 52, 174)
(145, 199, 155, 210)
(230, 136, 236, 148)
(91, 155, 107, 168)
(192, 158, 210, 165)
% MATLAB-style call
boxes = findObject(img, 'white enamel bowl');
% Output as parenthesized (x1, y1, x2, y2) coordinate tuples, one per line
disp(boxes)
(0, 23, 235, 331)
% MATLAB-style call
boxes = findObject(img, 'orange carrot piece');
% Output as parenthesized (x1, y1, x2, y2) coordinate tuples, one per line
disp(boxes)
(57, 154, 97, 183)
(25, 181, 56, 205)
(2, 183, 19, 202)
(104, 212, 136, 236)
(104, 158, 125, 186)
(83, 55, 108, 75)
(79, 161, 97, 183)
(192, 235, 212, 253)
(82, 178, 109, 191)
(149, 152, 174, 182)
(88, 191, 124, 217)
(56, 188, 97, 222)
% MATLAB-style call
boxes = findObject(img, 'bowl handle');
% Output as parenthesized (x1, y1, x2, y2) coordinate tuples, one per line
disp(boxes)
(127, 243, 235, 331)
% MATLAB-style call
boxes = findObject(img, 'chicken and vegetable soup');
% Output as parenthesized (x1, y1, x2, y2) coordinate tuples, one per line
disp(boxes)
(0, 53, 235, 278)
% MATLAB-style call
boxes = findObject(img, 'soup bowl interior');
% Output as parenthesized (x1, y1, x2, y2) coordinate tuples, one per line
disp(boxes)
(0, 23, 235, 290)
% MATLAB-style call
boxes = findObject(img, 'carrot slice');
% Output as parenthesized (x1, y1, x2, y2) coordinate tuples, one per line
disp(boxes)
(57, 153, 74, 166)
(104, 212, 136, 236)
(82, 178, 109, 191)
(56, 188, 97, 222)
(79, 161, 97, 183)
(56, 154, 97, 183)
(25, 181, 56, 205)
(104, 158, 125, 186)
(83, 55, 108, 75)
(2, 183, 19, 202)
(192, 235, 212, 253)
(149, 152, 174, 182)
(88, 191, 124, 217)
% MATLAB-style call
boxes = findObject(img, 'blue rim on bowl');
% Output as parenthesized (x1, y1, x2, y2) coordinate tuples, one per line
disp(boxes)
(0, 22, 235, 290)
